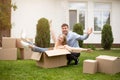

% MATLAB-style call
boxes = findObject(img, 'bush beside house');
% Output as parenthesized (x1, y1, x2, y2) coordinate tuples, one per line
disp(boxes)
(73, 23, 84, 47)
(101, 24, 114, 50)
(35, 18, 50, 48)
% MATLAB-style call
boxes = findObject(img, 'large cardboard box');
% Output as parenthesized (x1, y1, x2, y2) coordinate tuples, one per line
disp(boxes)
(31, 49, 70, 68)
(16, 38, 33, 48)
(2, 37, 16, 48)
(83, 60, 98, 74)
(19, 48, 33, 59)
(0, 48, 17, 60)
(96, 55, 120, 74)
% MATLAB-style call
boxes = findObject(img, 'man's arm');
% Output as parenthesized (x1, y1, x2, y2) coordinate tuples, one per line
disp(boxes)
(75, 27, 92, 40)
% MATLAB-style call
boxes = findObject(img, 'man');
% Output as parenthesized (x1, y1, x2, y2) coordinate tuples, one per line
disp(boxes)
(61, 23, 92, 65)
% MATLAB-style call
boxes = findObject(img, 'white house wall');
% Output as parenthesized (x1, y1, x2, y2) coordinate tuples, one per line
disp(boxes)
(11, 0, 120, 44)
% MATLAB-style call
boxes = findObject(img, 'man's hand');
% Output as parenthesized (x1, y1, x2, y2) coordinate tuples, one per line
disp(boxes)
(87, 27, 92, 35)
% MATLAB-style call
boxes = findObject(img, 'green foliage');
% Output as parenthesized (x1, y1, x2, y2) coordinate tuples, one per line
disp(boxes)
(73, 23, 83, 47)
(87, 44, 96, 50)
(35, 18, 50, 48)
(11, 3, 17, 11)
(101, 24, 114, 50)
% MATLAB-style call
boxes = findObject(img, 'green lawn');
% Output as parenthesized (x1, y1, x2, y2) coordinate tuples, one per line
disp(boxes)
(0, 49, 120, 80)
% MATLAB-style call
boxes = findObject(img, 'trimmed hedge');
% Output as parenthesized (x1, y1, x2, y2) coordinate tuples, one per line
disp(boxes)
(73, 23, 83, 47)
(35, 18, 50, 48)
(101, 24, 113, 50)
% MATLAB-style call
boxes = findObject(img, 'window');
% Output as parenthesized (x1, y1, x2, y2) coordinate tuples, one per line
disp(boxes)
(94, 3, 111, 31)
(69, 2, 87, 30)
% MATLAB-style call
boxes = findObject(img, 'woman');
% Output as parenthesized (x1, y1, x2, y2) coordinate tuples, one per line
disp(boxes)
(21, 20, 92, 53)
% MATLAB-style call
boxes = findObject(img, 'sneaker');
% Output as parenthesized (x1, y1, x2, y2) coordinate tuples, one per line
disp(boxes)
(67, 60, 72, 65)
(74, 59, 79, 65)
(21, 29, 26, 39)
(20, 40, 30, 48)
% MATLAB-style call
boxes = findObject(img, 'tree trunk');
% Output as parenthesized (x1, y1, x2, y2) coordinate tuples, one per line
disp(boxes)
(0, 0, 11, 47)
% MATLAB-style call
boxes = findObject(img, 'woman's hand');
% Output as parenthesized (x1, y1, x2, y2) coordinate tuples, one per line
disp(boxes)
(86, 49, 93, 52)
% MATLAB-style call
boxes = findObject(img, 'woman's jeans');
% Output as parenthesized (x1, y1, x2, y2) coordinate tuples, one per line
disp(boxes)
(27, 42, 48, 53)
(32, 46, 48, 53)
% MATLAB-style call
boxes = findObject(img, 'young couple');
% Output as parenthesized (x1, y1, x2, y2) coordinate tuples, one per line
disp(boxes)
(21, 20, 92, 65)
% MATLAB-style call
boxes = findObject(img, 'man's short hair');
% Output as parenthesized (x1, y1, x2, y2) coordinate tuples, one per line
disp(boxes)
(61, 23, 69, 28)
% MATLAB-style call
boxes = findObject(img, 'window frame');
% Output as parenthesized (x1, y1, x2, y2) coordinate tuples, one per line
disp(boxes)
(69, 2, 87, 31)
(93, 2, 111, 33)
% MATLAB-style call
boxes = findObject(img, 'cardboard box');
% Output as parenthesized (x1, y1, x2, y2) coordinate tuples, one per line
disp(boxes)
(83, 60, 98, 74)
(0, 48, 17, 60)
(16, 38, 33, 48)
(31, 52, 42, 61)
(19, 48, 33, 59)
(2, 37, 16, 48)
(96, 55, 120, 74)
(31, 49, 70, 68)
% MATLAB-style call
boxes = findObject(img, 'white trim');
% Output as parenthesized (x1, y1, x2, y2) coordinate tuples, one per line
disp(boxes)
(69, 2, 88, 31)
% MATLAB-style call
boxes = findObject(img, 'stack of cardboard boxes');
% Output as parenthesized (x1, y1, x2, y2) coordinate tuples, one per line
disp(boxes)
(83, 55, 120, 75)
(0, 37, 33, 60)
(0, 37, 17, 60)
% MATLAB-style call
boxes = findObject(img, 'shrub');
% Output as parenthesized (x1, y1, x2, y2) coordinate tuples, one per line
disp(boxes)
(73, 23, 83, 47)
(35, 18, 50, 48)
(87, 44, 96, 50)
(101, 24, 113, 50)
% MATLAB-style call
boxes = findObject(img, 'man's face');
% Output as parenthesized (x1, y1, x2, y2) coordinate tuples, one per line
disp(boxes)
(61, 26, 69, 35)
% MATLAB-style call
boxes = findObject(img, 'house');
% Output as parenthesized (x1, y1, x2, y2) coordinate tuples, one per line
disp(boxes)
(11, 0, 120, 47)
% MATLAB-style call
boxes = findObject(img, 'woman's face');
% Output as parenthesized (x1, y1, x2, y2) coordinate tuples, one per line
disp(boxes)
(58, 35, 64, 44)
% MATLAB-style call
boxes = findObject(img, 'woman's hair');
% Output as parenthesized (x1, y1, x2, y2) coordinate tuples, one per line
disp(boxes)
(59, 34, 67, 45)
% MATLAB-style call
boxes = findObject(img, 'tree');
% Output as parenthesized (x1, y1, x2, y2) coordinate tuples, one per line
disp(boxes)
(73, 23, 83, 47)
(0, 0, 11, 46)
(101, 24, 113, 50)
(35, 18, 50, 48)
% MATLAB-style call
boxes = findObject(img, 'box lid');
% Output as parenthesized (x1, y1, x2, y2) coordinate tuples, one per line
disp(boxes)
(45, 49, 70, 57)
(84, 59, 97, 63)
(31, 52, 42, 61)
(96, 55, 118, 61)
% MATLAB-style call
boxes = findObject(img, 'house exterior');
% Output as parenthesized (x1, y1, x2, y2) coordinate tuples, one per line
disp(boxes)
(11, 0, 120, 46)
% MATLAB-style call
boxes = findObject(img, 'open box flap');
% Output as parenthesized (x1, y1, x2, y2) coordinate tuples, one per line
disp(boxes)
(96, 55, 118, 61)
(31, 52, 42, 61)
(45, 49, 70, 57)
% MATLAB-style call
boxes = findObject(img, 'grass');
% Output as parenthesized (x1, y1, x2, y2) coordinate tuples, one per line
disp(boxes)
(0, 49, 120, 80)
